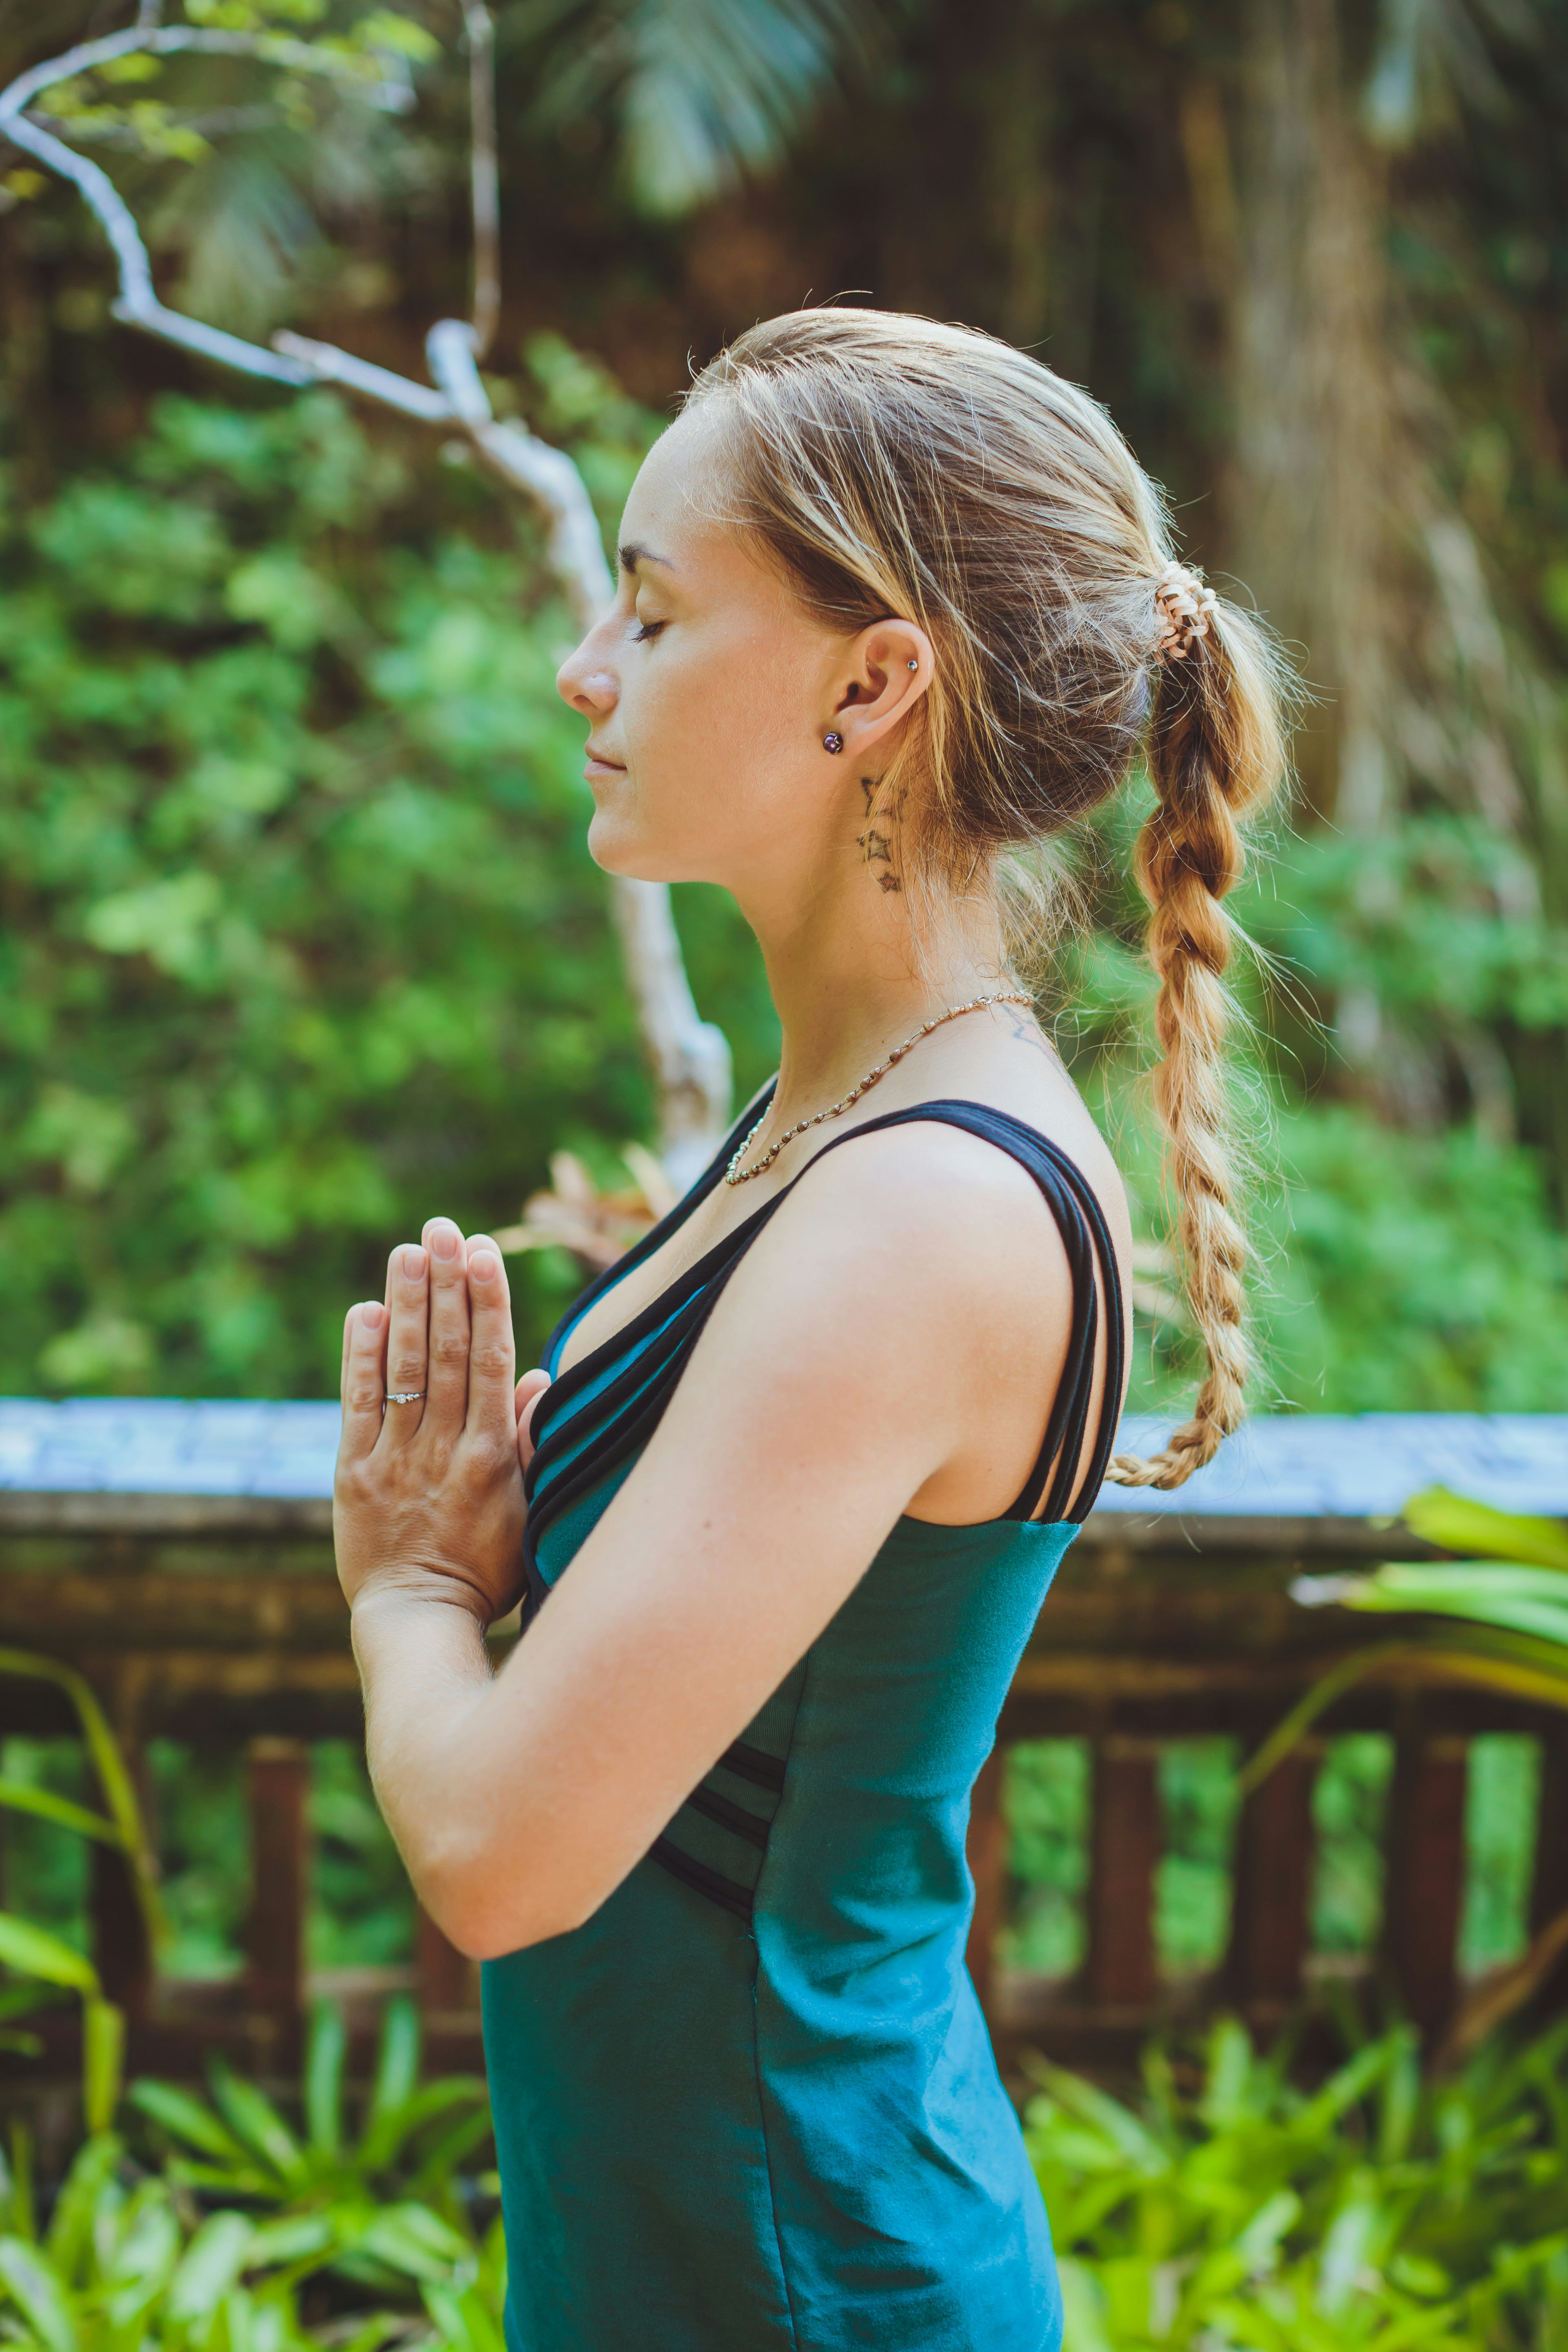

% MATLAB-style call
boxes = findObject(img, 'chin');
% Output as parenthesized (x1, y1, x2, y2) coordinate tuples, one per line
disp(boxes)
(585, 806, 690, 884)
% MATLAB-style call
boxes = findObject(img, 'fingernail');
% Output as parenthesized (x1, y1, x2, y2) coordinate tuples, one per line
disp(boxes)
(361, 1301, 385, 1331)
(430, 1224, 460, 1260)
(402, 1245, 427, 1281)
(469, 1250, 497, 1283)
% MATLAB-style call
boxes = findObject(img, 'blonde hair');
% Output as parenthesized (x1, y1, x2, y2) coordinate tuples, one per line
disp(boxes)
(686, 308, 1288, 1490)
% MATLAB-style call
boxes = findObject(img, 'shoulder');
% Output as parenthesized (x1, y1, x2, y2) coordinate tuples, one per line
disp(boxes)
(715, 1115, 1078, 1374)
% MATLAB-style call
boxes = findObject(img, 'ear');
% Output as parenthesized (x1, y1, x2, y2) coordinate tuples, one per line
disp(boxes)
(827, 619, 934, 757)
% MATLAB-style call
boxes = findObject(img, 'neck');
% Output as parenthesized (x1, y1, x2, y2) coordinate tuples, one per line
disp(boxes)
(734, 856, 1008, 1121)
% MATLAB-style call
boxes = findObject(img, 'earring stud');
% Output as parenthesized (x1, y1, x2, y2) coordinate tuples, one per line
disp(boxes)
(823, 731, 844, 755)
(907, 659, 918, 671)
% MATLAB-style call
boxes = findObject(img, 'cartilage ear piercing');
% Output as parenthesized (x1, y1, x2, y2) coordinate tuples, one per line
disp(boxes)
(907, 659, 918, 670)
(823, 731, 845, 755)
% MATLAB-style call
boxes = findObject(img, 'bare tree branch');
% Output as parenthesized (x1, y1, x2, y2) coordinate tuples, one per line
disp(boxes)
(1, 17, 733, 1179)
(427, 318, 610, 620)
(0, 25, 410, 385)
(425, 321, 733, 1183)
(272, 327, 453, 420)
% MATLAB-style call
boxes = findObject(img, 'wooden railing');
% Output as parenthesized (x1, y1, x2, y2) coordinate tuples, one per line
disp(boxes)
(1, 1410, 1566, 2093)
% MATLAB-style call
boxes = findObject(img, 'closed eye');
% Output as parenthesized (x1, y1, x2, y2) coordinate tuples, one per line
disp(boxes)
(633, 620, 667, 643)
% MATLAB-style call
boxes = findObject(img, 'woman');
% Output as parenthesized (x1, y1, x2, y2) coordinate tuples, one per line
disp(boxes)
(333, 310, 1286, 2352)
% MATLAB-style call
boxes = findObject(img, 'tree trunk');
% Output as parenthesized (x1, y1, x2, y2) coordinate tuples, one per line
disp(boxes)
(1227, 0, 1394, 834)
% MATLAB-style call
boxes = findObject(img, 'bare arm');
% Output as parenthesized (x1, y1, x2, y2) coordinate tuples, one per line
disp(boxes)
(336, 1130, 1077, 1957)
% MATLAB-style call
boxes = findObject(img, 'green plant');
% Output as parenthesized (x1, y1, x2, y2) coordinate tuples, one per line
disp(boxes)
(1250, 1492, 1568, 1789)
(129, 2000, 492, 2264)
(0, 1651, 163, 2133)
(1028, 2015, 1568, 2350)
(1250, 1490, 1568, 2050)
(0, 2114, 501, 2352)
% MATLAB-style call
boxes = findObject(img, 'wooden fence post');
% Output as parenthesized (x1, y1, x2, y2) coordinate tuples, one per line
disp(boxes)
(417, 1908, 473, 2021)
(1383, 1728, 1468, 2036)
(1226, 1742, 1319, 2016)
(1087, 1736, 1159, 2010)
(966, 1747, 1007, 2022)
(245, 1738, 310, 2070)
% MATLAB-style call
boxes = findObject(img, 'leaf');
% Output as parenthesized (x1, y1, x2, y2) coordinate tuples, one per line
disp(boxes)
(7, 2125, 36, 2247)
(305, 2001, 346, 2159)
(352, 2200, 470, 2283)
(127, 2080, 251, 2165)
(82, 2001, 125, 2137)
(1243, 1628, 1568, 1791)
(206, 2059, 305, 2181)
(245, 2213, 336, 2269)
(0, 1915, 98, 1996)
(1401, 1488, 1568, 1570)
(421, 2278, 506, 2352)
(366, 1997, 421, 2130)
(357, 2078, 487, 2177)
(1236, 2188, 1302, 2270)
(0, 2236, 77, 2352)
(0, 1786, 119, 1845)
(44, 2135, 120, 2284)
(1025, 2062, 1166, 2171)
(168, 2212, 255, 2323)
(1054, 2258, 1114, 2352)
(102, 2191, 181, 2321)
(1344, 1563, 1568, 1644)
(0, 1985, 67, 2025)
(403, 2105, 495, 2200)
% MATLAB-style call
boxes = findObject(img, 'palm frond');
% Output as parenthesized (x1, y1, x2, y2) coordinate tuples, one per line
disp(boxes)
(512, 0, 886, 215)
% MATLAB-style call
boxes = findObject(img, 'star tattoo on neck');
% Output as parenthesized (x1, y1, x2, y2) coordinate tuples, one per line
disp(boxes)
(856, 778, 903, 891)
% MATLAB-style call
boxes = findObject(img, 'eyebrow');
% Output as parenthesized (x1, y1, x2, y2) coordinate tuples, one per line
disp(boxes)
(618, 541, 675, 575)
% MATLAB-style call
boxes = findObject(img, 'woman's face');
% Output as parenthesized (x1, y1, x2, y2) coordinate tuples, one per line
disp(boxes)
(555, 405, 928, 904)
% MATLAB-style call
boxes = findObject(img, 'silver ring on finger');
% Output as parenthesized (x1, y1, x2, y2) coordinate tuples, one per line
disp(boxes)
(383, 1390, 426, 1408)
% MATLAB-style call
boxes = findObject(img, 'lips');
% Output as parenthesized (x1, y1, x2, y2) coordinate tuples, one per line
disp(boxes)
(584, 744, 626, 771)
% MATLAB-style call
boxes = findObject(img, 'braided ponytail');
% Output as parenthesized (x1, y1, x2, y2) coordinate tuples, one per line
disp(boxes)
(1106, 581, 1287, 1490)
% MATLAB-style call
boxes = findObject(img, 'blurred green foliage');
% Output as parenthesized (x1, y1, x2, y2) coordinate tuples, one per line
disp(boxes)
(0, 2003, 504, 2352)
(0, 349, 771, 1394)
(9, 2003, 1568, 2352)
(0, 361, 1563, 1405)
(1029, 2016, 1568, 2349)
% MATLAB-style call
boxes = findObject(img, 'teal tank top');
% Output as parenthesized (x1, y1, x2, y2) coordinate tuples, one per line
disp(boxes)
(481, 1096, 1126, 2351)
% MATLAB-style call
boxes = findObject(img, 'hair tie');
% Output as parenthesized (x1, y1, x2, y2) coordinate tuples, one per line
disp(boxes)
(1152, 560, 1218, 663)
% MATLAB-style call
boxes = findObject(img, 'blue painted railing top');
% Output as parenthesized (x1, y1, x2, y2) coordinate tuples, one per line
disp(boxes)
(0, 1400, 1564, 1518)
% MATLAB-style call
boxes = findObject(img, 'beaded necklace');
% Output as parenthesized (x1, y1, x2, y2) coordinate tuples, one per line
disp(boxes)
(724, 992, 1034, 1186)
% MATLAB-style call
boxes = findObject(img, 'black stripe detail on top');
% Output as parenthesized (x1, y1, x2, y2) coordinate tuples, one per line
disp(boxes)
(650, 1834, 756, 1923)
(521, 1096, 1127, 1923)
(682, 1783, 772, 1850)
(719, 1740, 788, 1794)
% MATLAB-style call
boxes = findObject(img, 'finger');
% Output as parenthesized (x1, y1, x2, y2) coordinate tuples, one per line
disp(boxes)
(423, 1217, 470, 1430)
(379, 1242, 431, 1445)
(464, 1237, 516, 1443)
(515, 1370, 552, 1474)
(339, 1302, 388, 1460)
(340, 1303, 355, 1405)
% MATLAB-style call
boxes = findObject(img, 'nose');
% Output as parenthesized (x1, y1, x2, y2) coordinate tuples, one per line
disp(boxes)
(557, 621, 618, 717)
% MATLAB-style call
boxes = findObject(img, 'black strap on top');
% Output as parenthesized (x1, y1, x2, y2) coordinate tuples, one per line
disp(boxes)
(841, 1102, 1127, 1524)
(521, 1094, 1127, 1627)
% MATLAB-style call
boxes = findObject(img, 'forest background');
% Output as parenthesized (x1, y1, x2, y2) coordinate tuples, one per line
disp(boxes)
(1, 0, 1567, 1988)
(4, 0, 1568, 1421)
